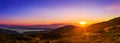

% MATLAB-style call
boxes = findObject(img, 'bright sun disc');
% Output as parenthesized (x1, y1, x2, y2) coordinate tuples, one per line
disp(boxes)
(79, 21, 87, 25)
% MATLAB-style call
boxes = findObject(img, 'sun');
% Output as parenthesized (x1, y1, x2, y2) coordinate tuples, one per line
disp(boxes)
(79, 21, 87, 25)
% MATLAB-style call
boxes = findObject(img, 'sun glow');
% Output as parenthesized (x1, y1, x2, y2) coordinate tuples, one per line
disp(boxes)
(79, 21, 87, 25)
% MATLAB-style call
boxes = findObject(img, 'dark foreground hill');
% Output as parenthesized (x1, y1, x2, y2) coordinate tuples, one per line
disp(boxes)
(42, 17, 120, 40)
(87, 17, 120, 33)
(42, 25, 77, 39)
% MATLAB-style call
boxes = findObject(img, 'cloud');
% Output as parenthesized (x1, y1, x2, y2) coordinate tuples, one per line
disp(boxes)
(107, 1, 120, 10)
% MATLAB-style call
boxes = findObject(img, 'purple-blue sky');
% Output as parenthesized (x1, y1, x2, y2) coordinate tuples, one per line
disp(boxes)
(0, 0, 120, 25)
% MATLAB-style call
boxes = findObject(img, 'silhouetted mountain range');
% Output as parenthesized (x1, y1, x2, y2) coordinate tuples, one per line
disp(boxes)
(0, 24, 65, 29)
(0, 28, 19, 34)
(0, 24, 65, 33)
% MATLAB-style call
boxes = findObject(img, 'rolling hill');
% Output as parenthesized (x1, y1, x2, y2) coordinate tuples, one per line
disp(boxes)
(87, 17, 120, 33)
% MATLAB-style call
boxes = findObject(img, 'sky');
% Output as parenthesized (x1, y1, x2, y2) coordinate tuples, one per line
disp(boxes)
(0, 0, 120, 25)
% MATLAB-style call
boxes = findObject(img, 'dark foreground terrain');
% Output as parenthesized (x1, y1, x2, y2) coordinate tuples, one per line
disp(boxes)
(0, 17, 120, 43)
